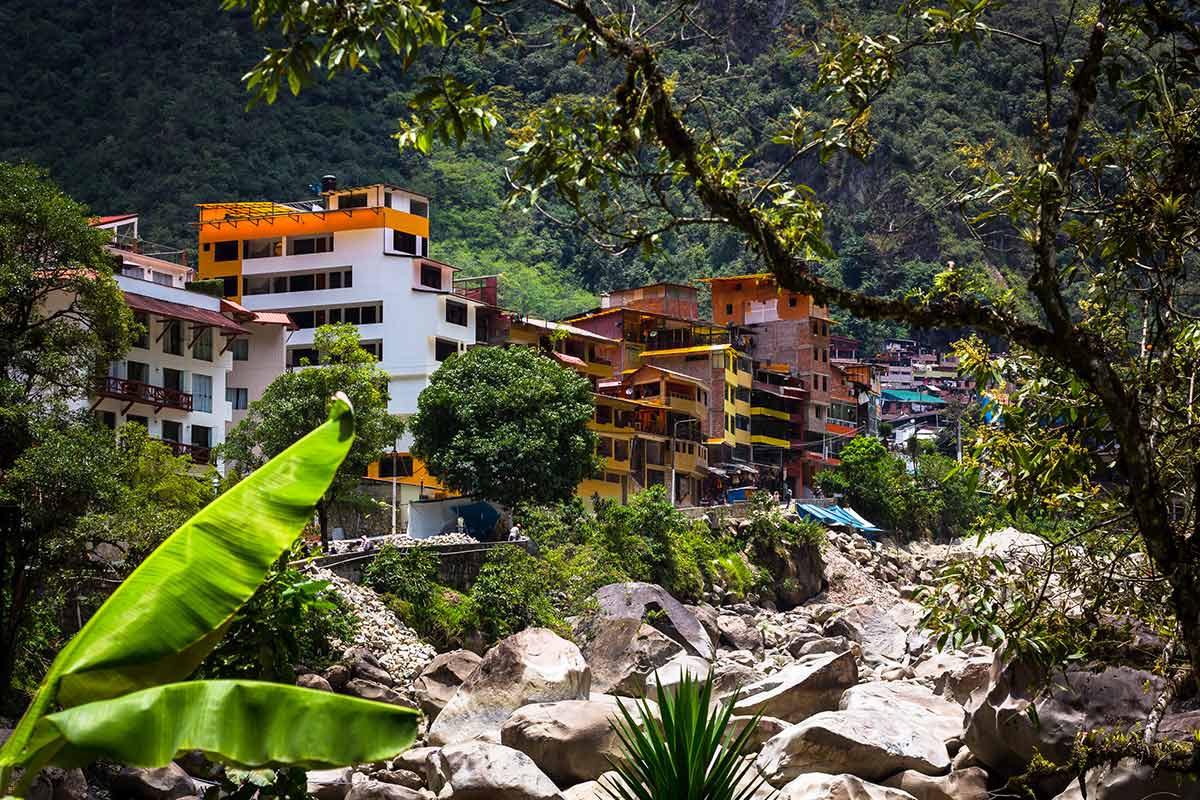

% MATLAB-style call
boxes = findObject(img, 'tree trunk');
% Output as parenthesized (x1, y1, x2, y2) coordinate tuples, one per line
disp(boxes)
(318, 501, 330, 550)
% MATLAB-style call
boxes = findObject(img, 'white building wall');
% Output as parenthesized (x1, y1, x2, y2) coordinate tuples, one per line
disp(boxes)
(238, 226, 478, 418)
(226, 322, 290, 428)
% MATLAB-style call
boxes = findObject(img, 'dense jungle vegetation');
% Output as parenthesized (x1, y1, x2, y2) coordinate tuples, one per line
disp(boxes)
(1, 0, 1049, 347)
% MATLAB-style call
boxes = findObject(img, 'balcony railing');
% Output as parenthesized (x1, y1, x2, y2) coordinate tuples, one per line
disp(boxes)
(164, 440, 211, 464)
(97, 377, 192, 412)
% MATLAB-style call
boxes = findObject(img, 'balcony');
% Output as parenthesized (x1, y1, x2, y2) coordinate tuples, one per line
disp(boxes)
(163, 440, 211, 464)
(97, 377, 192, 412)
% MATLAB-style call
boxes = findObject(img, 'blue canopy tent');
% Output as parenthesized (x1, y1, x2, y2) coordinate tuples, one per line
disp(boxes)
(450, 500, 502, 539)
(794, 503, 883, 540)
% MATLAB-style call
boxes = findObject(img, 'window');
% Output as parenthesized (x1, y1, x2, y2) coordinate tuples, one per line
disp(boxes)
(384, 191, 392, 209)
(287, 235, 333, 255)
(379, 453, 414, 478)
(344, 307, 360, 325)
(446, 300, 467, 326)
(272, 276, 288, 294)
(243, 237, 282, 259)
(595, 405, 612, 425)
(614, 439, 629, 461)
(126, 414, 148, 429)
(222, 276, 239, 298)
(192, 374, 212, 412)
(822, 375, 828, 392)
(289, 273, 316, 292)
(127, 360, 150, 383)
(133, 312, 149, 349)
(410, 199, 429, 218)
(329, 271, 342, 289)
(393, 230, 418, 254)
(435, 338, 458, 362)
(605, 473, 621, 484)
(362, 341, 383, 360)
(420, 264, 442, 289)
(95, 410, 116, 430)
(164, 321, 183, 355)
(192, 327, 213, 361)
(422, 237, 429, 258)
(788, 296, 797, 307)
(823, 348, 828, 363)
(597, 437, 613, 458)
(289, 348, 319, 367)
(191, 425, 212, 448)
(361, 305, 378, 324)
(213, 241, 238, 261)
(725, 303, 733, 316)
(329, 308, 342, 323)
(292, 311, 315, 329)
(736, 414, 751, 431)
(339, 193, 368, 209)
(231, 338, 249, 361)
(821, 321, 828, 336)
(121, 265, 143, 279)
(161, 420, 181, 442)
(343, 270, 353, 288)
(226, 387, 248, 410)
(151, 270, 173, 286)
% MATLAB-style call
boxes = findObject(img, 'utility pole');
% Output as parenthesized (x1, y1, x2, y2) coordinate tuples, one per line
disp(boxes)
(390, 440, 399, 536)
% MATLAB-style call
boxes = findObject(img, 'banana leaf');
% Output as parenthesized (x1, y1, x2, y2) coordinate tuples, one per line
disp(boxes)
(21, 680, 418, 770)
(0, 394, 355, 777)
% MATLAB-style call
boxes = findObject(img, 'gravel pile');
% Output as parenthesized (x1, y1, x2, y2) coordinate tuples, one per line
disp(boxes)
(326, 531, 479, 554)
(309, 566, 436, 681)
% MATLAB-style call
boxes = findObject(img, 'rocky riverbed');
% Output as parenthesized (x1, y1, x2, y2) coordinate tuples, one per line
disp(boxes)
(98, 525, 1199, 800)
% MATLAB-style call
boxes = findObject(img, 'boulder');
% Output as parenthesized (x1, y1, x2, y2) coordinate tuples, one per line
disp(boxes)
(373, 770, 423, 790)
(344, 678, 413, 707)
(1049, 758, 1200, 800)
(592, 583, 714, 659)
(297, 673, 334, 692)
(756, 709, 951, 786)
(393, 747, 439, 776)
(429, 628, 590, 746)
(346, 648, 395, 686)
(174, 751, 224, 781)
(726, 715, 791, 754)
(717, 615, 763, 656)
(776, 773, 917, 800)
(963, 658, 1165, 778)
(913, 653, 992, 706)
(644, 655, 712, 699)
(752, 540, 825, 610)
(839, 681, 965, 743)
(307, 768, 354, 800)
(500, 697, 651, 784)
(344, 781, 424, 800)
(732, 651, 858, 723)
(824, 605, 907, 661)
(412, 649, 482, 720)
(882, 768, 989, 800)
(686, 603, 720, 651)
(28, 768, 87, 800)
(712, 659, 758, 699)
(580, 616, 683, 696)
(790, 636, 851, 659)
(430, 742, 563, 800)
(324, 663, 351, 690)
(561, 773, 623, 800)
(111, 765, 195, 800)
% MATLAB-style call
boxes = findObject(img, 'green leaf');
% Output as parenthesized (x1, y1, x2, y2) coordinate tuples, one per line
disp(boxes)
(22, 680, 417, 770)
(0, 395, 355, 774)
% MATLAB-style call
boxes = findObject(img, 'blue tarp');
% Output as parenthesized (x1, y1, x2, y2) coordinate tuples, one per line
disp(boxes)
(794, 502, 882, 533)
(450, 501, 502, 539)
(725, 487, 752, 503)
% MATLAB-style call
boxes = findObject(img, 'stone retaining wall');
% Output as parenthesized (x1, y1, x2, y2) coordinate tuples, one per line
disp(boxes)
(314, 539, 534, 591)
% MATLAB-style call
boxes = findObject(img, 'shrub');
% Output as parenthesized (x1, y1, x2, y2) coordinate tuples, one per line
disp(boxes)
(363, 544, 440, 605)
(464, 546, 567, 644)
(516, 497, 592, 548)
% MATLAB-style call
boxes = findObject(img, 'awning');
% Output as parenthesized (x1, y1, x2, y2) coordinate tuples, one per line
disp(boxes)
(703, 465, 728, 477)
(126, 292, 248, 334)
(794, 503, 882, 533)
(552, 351, 588, 368)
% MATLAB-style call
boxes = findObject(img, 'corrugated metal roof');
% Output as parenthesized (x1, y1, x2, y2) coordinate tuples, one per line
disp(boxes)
(881, 389, 946, 405)
(126, 292, 248, 334)
(639, 344, 731, 357)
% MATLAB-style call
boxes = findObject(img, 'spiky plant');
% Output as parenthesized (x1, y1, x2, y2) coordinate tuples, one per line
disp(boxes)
(602, 671, 775, 800)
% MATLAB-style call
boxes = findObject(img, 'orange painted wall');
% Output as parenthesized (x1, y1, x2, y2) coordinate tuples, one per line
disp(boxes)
(707, 276, 826, 326)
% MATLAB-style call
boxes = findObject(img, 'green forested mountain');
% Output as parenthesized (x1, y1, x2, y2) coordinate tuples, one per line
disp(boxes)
(0, 0, 1053, 344)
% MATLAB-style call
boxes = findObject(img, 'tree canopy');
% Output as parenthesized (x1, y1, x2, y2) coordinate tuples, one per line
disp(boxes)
(409, 346, 597, 509)
(219, 324, 404, 543)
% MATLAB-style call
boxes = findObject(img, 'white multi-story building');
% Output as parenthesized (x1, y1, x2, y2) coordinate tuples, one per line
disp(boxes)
(195, 180, 486, 426)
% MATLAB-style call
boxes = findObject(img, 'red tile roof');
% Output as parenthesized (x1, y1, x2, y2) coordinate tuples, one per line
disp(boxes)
(125, 292, 249, 334)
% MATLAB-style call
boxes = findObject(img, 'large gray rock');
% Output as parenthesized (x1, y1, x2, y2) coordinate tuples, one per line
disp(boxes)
(579, 616, 683, 696)
(1049, 758, 1200, 800)
(882, 768, 989, 800)
(344, 781, 424, 800)
(726, 715, 791, 754)
(344, 678, 413, 707)
(297, 673, 334, 692)
(913, 653, 992, 706)
(28, 768, 87, 800)
(751, 539, 824, 610)
(824, 605, 908, 660)
(500, 697, 651, 784)
(717, 615, 763, 656)
(757, 709, 951, 786)
(643, 655, 712, 699)
(964, 658, 1164, 778)
(430, 741, 563, 800)
(429, 628, 590, 746)
(412, 649, 482, 720)
(777, 773, 917, 800)
(111, 765, 195, 800)
(839, 681, 965, 743)
(307, 768, 354, 800)
(732, 651, 858, 723)
(592, 583, 714, 659)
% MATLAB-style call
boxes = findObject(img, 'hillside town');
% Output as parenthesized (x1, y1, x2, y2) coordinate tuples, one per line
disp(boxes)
(89, 179, 977, 535)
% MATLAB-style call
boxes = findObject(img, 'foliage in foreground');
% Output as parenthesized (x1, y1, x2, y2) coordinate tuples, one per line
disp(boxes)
(0, 396, 418, 797)
(603, 671, 771, 800)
